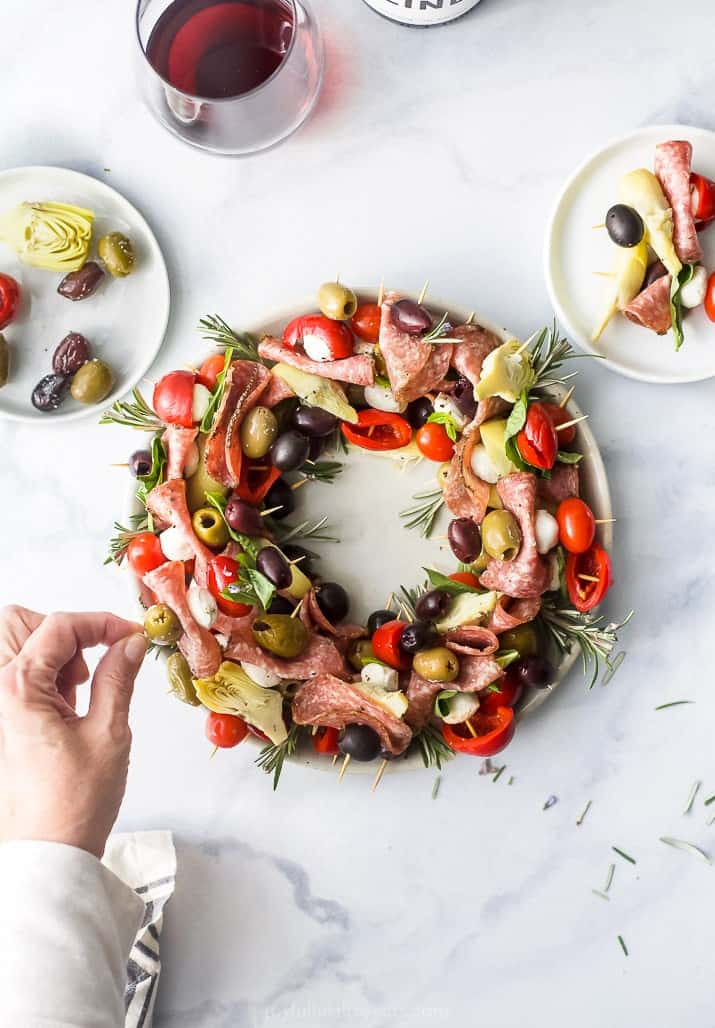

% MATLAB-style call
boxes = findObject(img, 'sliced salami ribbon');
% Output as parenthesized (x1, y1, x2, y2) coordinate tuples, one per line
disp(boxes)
(449, 654, 504, 693)
(146, 478, 215, 588)
(537, 463, 579, 508)
(258, 335, 375, 386)
(300, 589, 366, 642)
(225, 619, 349, 681)
(486, 595, 542, 635)
(143, 561, 222, 679)
(405, 673, 444, 732)
(442, 430, 491, 524)
(378, 292, 452, 404)
(622, 275, 672, 335)
(162, 425, 198, 481)
(204, 360, 271, 487)
(655, 140, 702, 263)
(479, 472, 550, 599)
(444, 625, 499, 656)
(261, 372, 295, 407)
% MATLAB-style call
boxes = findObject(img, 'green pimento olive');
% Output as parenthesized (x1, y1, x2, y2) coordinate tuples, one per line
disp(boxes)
(144, 603, 182, 646)
(192, 506, 229, 548)
(481, 509, 522, 562)
(252, 614, 309, 659)
(317, 281, 358, 321)
(240, 405, 278, 459)
(98, 232, 136, 277)
(0, 334, 8, 388)
(166, 652, 200, 706)
(347, 639, 377, 672)
(70, 358, 113, 404)
(499, 622, 539, 659)
(471, 545, 490, 574)
(412, 646, 460, 683)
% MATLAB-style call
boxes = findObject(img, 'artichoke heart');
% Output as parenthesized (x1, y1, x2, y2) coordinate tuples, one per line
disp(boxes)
(194, 661, 288, 745)
(618, 170, 681, 279)
(0, 201, 94, 271)
(476, 339, 535, 404)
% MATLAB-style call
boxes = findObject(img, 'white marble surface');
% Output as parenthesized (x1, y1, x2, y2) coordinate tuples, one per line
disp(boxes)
(2, 0, 715, 1023)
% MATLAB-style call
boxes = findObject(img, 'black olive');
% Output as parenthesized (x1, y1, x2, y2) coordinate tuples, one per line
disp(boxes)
(268, 594, 295, 615)
(224, 497, 264, 536)
(448, 517, 482, 563)
(407, 396, 433, 428)
(315, 581, 349, 623)
(452, 377, 477, 420)
(605, 204, 645, 248)
(263, 479, 295, 520)
(307, 436, 324, 462)
(391, 299, 432, 335)
(399, 620, 436, 654)
(31, 373, 70, 412)
(129, 449, 153, 478)
(57, 261, 105, 301)
(292, 405, 338, 438)
(256, 547, 292, 589)
(338, 724, 382, 762)
(52, 332, 91, 375)
(642, 260, 668, 291)
(282, 544, 315, 575)
(270, 431, 311, 472)
(367, 609, 395, 636)
(513, 655, 553, 689)
(415, 588, 451, 621)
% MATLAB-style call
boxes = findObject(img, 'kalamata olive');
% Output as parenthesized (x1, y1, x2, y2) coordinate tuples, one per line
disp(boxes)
(643, 260, 668, 290)
(315, 581, 349, 623)
(307, 436, 324, 462)
(391, 299, 433, 335)
(224, 496, 264, 536)
(399, 620, 436, 654)
(70, 358, 113, 404)
(367, 609, 395, 636)
(452, 377, 478, 420)
(129, 449, 153, 478)
(256, 546, 292, 590)
(270, 430, 311, 472)
(263, 478, 295, 520)
(415, 588, 451, 621)
(52, 332, 91, 375)
(98, 232, 136, 278)
(407, 396, 434, 428)
(447, 517, 482, 563)
(292, 405, 338, 438)
(513, 655, 553, 689)
(605, 204, 644, 248)
(57, 261, 104, 301)
(338, 724, 381, 762)
(281, 544, 314, 575)
(268, 594, 295, 615)
(31, 373, 70, 412)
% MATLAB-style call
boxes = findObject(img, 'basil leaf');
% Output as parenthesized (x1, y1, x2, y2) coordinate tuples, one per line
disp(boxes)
(427, 411, 458, 442)
(223, 584, 255, 606)
(136, 434, 166, 506)
(670, 263, 697, 352)
(244, 568, 276, 612)
(504, 390, 528, 443)
(556, 450, 583, 465)
(495, 649, 519, 669)
(423, 568, 479, 595)
(505, 433, 550, 478)
(434, 690, 458, 718)
(200, 346, 234, 434)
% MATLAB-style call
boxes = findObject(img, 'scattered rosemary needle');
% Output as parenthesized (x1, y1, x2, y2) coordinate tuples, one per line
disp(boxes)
(592, 890, 610, 902)
(704, 794, 715, 807)
(492, 765, 506, 783)
(654, 700, 695, 711)
(576, 800, 592, 826)
(543, 795, 558, 810)
(618, 935, 629, 957)
(399, 487, 444, 538)
(508, 776, 514, 786)
(659, 837, 712, 864)
(432, 776, 441, 800)
(604, 863, 615, 892)
(683, 780, 701, 815)
(612, 846, 636, 865)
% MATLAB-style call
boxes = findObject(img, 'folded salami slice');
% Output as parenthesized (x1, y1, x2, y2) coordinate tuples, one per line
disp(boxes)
(225, 619, 349, 681)
(405, 673, 443, 732)
(379, 292, 452, 404)
(445, 625, 499, 656)
(299, 588, 366, 642)
(450, 653, 504, 692)
(146, 479, 215, 588)
(292, 673, 413, 756)
(143, 561, 222, 679)
(537, 463, 579, 508)
(486, 595, 541, 635)
(479, 473, 550, 599)
(451, 323, 500, 391)
(257, 336, 375, 386)
(623, 275, 672, 334)
(442, 431, 491, 523)
(204, 360, 271, 487)
(655, 141, 702, 263)
(261, 373, 294, 407)
(162, 425, 198, 481)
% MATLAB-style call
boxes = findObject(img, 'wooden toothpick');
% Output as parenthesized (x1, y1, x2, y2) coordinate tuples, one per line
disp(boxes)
(465, 719, 477, 739)
(465, 311, 475, 325)
(555, 414, 588, 431)
(418, 280, 429, 305)
(594, 518, 616, 525)
(558, 385, 575, 409)
(377, 278, 385, 306)
(371, 759, 388, 793)
(338, 753, 351, 782)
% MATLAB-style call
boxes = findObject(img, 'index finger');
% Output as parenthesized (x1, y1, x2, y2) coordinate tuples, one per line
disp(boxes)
(0, 605, 45, 667)
(17, 611, 143, 675)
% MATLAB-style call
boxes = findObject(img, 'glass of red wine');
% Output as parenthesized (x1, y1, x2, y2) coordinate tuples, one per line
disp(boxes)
(135, 0, 323, 155)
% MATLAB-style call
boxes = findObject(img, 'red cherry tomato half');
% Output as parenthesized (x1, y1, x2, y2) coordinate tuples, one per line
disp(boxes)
(556, 497, 596, 554)
(126, 533, 166, 577)
(205, 711, 248, 749)
(705, 272, 715, 323)
(565, 544, 612, 613)
(0, 273, 20, 330)
(690, 172, 715, 223)
(371, 620, 411, 671)
(448, 571, 480, 588)
(341, 409, 412, 451)
(351, 302, 382, 344)
(208, 555, 252, 617)
(479, 673, 522, 716)
(235, 458, 281, 505)
(415, 422, 455, 462)
(196, 354, 225, 391)
(442, 706, 515, 757)
(516, 402, 558, 471)
(540, 401, 577, 446)
(153, 370, 196, 428)
(283, 314, 354, 362)
(312, 726, 340, 755)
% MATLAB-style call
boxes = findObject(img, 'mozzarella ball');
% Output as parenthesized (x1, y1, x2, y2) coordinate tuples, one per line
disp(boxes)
(534, 508, 559, 555)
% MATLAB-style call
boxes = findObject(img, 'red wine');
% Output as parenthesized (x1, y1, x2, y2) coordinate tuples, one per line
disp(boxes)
(146, 0, 294, 99)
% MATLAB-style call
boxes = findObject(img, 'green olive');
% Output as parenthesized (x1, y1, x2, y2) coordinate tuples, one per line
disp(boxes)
(70, 358, 113, 404)
(500, 622, 539, 659)
(412, 646, 460, 683)
(144, 603, 182, 646)
(317, 281, 358, 321)
(240, 405, 278, 459)
(481, 509, 522, 562)
(166, 652, 200, 706)
(252, 614, 309, 659)
(186, 435, 228, 512)
(347, 639, 377, 672)
(373, 344, 388, 378)
(471, 545, 490, 574)
(98, 232, 136, 277)
(192, 506, 229, 548)
(0, 334, 8, 388)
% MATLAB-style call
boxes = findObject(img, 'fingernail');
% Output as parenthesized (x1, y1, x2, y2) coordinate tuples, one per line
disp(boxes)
(124, 633, 148, 664)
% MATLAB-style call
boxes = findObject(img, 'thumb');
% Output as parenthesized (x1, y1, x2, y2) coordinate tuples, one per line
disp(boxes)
(87, 633, 147, 730)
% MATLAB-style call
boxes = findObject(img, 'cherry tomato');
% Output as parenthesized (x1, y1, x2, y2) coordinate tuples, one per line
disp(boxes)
(690, 172, 715, 223)
(247, 724, 270, 743)
(208, 555, 252, 617)
(312, 726, 340, 755)
(415, 422, 455, 462)
(516, 402, 558, 471)
(556, 497, 596, 554)
(371, 620, 411, 671)
(0, 273, 20, 330)
(196, 354, 225, 391)
(441, 706, 515, 757)
(540, 401, 577, 446)
(705, 272, 715, 323)
(479, 673, 522, 715)
(565, 544, 612, 613)
(448, 571, 480, 588)
(205, 711, 248, 749)
(126, 533, 166, 577)
(341, 410, 412, 451)
(351, 303, 382, 344)
(236, 458, 282, 505)
(153, 370, 196, 428)
(283, 314, 354, 362)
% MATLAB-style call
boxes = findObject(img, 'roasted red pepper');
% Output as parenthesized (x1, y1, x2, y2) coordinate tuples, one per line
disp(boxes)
(479, 674, 522, 716)
(207, 555, 252, 617)
(690, 172, 715, 223)
(516, 402, 558, 471)
(540, 401, 577, 446)
(312, 726, 339, 755)
(371, 619, 410, 671)
(565, 543, 612, 612)
(441, 706, 515, 757)
(341, 410, 412, 451)
(235, 458, 282, 505)
(283, 314, 354, 361)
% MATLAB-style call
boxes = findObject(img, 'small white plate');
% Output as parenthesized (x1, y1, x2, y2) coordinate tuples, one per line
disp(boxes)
(544, 124, 715, 384)
(0, 166, 170, 422)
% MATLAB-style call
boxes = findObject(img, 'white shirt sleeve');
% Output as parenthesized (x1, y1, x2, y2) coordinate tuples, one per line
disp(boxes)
(0, 840, 145, 1028)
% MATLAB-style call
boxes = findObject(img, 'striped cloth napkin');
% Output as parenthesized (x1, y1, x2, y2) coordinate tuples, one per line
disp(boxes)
(103, 831, 176, 1028)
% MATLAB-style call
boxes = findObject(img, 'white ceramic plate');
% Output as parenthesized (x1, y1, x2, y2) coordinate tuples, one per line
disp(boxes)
(544, 124, 715, 384)
(127, 289, 612, 771)
(0, 166, 170, 422)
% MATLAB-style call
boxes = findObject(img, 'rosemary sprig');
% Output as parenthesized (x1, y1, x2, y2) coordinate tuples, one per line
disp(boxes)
(538, 596, 634, 690)
(396, 584, 424, 622)
(529, 323, 595, 391)
(300, 460, 343, 484)
(654, 700, 694, 711)
(104, 516, 149, 565)
(326, 424, 349, 455)
(255, 723, 300, 790)
(424, 312, 459, 345)
(200, 346, 233, 434)
(270, 515, 338, 546)
(198, 314, 261, 362)
(100, 387, 163, 432)
(399, 487, 444, 538)
(412, 722, 454, 770)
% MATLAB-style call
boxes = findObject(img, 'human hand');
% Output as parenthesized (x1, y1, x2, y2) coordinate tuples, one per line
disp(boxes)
(0, 605, 146, 858)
